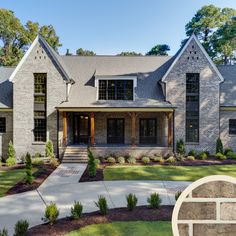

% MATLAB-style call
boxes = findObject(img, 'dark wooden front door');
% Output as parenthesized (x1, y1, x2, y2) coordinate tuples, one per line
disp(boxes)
(139, 118, 157, 144)
(107, 118, 124, 144)
(74, 115, 90, 144)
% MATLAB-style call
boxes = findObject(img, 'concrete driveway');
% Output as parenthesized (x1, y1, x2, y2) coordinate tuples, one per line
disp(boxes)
(0, 164, 190, 235)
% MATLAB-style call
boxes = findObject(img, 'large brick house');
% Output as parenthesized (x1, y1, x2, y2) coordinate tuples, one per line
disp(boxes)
(0, 34, 235, 160)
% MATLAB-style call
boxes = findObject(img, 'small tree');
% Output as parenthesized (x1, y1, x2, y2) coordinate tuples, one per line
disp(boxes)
(25, 152, 33, 184)
(176, 139, 185, 155)
(45, 140, 54, 157)
(43, 202, 59, 225)
(14, 219, 29, 236)
(88, 149, 96, 177)
(216, 138, 223, 154)
(0, 228, 8, 236)
(6, 141, 16, 166)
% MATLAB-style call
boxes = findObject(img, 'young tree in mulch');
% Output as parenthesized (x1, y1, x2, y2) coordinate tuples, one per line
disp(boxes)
(88, 149, 96, 177)
(25, 152, 33, 184)
(6, 141, 16, 167)
(45, 140, 54, 158)
(216, 138, 223, 154)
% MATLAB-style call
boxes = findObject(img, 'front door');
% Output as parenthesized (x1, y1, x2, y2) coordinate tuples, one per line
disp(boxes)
(139, 118, 157, 144)
(78, 115, 90, 144)
(107, 118, 124, 144)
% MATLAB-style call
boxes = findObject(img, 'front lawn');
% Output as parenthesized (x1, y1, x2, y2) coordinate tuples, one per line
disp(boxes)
(66, 221, 172, 236)
(104, 164, 236, 181)
(0, 168, 26, 197)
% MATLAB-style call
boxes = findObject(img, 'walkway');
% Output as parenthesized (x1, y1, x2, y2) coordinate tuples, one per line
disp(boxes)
(0, 164, 190, 235)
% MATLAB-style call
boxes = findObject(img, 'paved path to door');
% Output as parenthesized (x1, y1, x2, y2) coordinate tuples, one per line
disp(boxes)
(0, 164, 190, 235)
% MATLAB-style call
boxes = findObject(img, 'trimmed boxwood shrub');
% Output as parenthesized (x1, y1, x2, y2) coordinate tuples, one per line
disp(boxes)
(225, 148, 233, 156)
(226, 151, 236, 159)
(187, 156, 195, 161)
(141, 156, 150, 164)
(165, 156, 176, 163)
(176, 139, 185, 155)
(216, 152, 227, 160)
(188, 150, 197, 157)
(127, 156, 136, 164)
(147, 192, 162, 209)
(117, 157, 125, 164)
(199, 152, 208, 160)
(153, 156, 164, 163)
(107, 157, 116, 164)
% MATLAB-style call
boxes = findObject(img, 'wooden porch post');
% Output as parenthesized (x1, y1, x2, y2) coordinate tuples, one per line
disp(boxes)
(90, 112, 95, 146)
(131, 112, 136, 147)
(62, 112, 67, 146)
(167, 112, 173, 147)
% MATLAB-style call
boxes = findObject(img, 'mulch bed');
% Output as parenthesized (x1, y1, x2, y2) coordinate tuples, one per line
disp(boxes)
(27, 205, 173, 236)
(80, 158, 236, 182)
(6, 164, 56, 195)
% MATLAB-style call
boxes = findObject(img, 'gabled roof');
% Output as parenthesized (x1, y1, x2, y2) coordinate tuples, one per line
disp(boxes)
(9, 35, 72, 83)
(161, 34, 224, 83)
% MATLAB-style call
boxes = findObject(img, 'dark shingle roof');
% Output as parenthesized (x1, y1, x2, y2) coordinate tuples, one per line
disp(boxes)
(218, 65, 236, 106)
(0, 67, 14, 109)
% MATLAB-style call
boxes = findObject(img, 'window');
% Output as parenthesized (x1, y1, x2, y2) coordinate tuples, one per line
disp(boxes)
(107, 118, 124, 144)
(229, 119, 236, 135)
(0, 118, 6, 133)
(139, 118, 157, 144)
(186, 73, 199, 142)
(98, 80, 133, 100)
(34, 73, 47, 142)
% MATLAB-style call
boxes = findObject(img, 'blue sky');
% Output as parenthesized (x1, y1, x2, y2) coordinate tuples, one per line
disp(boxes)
(1, 0, 236, 55)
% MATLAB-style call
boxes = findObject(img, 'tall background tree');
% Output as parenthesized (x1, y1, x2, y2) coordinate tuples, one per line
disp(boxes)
(185, 5, 236, 64)
(117, 51, 142, 56)
(76, 48, 96, 56)
(146, 44, 170, 56)
(0, 8, 61, 66)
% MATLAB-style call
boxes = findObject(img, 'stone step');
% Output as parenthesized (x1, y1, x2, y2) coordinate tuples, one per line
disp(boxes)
(64, 153, 88, 157)
(62, 159, 88, 163)
(63, 157, 88, 161)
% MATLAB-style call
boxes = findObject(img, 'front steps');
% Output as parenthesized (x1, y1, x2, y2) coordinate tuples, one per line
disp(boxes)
(62, 146, 88, 163)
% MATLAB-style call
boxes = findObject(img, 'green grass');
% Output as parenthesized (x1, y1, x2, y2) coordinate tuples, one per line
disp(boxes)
(66, 221, 172, 236)
(104, 164, 236, 181)
(0, 168, 27, 197)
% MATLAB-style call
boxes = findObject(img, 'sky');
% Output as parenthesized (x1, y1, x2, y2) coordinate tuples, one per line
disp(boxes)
(1, 0, 236, 56)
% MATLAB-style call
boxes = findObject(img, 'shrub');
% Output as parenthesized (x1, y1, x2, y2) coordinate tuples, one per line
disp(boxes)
(175, 191, 182, 200)
(147, 192, 162, 209)
(88, 149, 96, 177)
(204, 151, 210, 157)
(43, 202, 59, 225)
(187, 156, 195, 161)
(188, 150, 197, 157)
(94, 159, 100, 168)
(14, 220, 29, 236)
(176, 139, 185, 155)
(153, 156, 164, 163)
(165, 156, 176, 163)
(117, 156, 125, 164)
(224, 148, 233, 156)
(95, 195, 108, 215)
(50, 157, 59, 168)
(33, 153, 43, 158)
(127, 156, 136, 164)
(107, 157, 116, 164)
(199, 152, 208, 160)
(126, 193, 138, 211)
(45, 140, 54, 157)
(216, 138, 223, 154)
(32, 157, 44, 165)
(226, 151, 236, 159)
(6, 141, 16, 167)
(175, 154, 185, 161)
(25, 152, 33, 184)
(71, 201, 83, 219)
(141, 156, 150, 164)
(216, 152, 227, 160)
(0, 228, 8, 236)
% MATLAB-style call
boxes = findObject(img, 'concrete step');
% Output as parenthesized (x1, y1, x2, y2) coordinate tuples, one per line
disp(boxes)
(64, 153, 88, 157)
(63, 157, 88, 161)
(62, 159, 88, 163)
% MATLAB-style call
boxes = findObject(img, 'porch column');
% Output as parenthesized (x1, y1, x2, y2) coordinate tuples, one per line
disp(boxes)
(62, 112, 67, 146)
(90, 112, 95, 146)
(167, 112, 173, 147)
(131, 112, 136, 147)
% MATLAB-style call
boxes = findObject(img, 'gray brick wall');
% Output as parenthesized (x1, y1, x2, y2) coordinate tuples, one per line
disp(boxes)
(164, 38, 221, 154)
(0, 111, 13, 159)
(13, 41, 67, 157)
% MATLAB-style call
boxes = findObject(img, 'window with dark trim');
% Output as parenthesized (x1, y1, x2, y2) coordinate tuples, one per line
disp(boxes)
(34, 73, 47, 142)
(229, 119, 236, 135)
(139, 118, 157, 144)
(186, 73, 199, 142)
(98, 80, 133, 100)
(0, 118, 6, 133)
(107, 118, 124, 144)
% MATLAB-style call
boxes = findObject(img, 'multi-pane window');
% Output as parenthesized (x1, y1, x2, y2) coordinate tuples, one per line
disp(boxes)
(0, 118, 6, 133)
(186, 73, 199, 142)
(34, 73, 47, 142)
(229, 119, 236, 135)
(98, 80, 133, 100)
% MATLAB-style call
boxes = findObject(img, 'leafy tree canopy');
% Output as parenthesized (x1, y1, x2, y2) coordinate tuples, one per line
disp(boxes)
(117, 51, 143, 56)
(0, 8, 61, 66)
(76, 48, 96, 56)
(146, 44, 170, 56)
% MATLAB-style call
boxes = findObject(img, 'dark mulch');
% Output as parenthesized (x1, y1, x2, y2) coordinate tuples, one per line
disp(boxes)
(80, 166, 104, 182)
(6, 164, 55, 195)
(0, 164, 25, 171)
(27, 205, 173, 236)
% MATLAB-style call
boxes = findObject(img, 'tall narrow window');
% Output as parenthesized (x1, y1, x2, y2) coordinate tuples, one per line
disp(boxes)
(186, 73, 199, 142)
(34, 73, 47, 142)
(0, 118, 6, 133)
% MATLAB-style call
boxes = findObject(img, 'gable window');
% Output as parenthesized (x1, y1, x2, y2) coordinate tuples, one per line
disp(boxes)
(0, 118, 6, 133)
(186, 73, 199, 143)
(34, 73, 47, 142)
(98, 80, 133, 100)
(229, 119, 236, 135)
